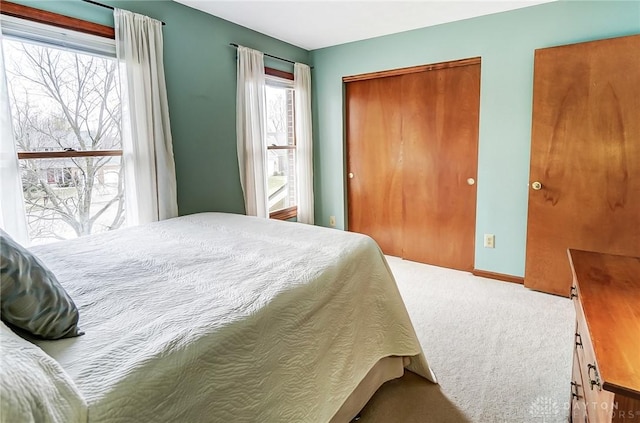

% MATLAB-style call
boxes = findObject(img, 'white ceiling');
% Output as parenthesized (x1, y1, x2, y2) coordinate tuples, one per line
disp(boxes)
(174, 0, 554, 50)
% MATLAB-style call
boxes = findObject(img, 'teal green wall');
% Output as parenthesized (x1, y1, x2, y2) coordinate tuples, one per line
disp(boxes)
(310, 1, 640, 277)
(9, 0, 310, 216)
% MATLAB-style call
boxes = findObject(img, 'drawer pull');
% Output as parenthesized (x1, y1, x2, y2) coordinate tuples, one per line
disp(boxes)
(570, 285, 578, 299)
(570, 381, 580, 399)
(575, 332, 583, 348)
(587, 364, 601, 390)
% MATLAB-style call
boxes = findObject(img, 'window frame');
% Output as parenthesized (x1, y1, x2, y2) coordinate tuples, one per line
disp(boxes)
(17, 150, 123, 159)
(2, 1, 121, 165)
(0, 1, 115, 39)
(265, 67, 297, 220)
(2, 1, 126, 241)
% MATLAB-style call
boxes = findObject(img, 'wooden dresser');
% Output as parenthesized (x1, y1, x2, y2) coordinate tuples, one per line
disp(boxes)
(568, 250, 640, 422)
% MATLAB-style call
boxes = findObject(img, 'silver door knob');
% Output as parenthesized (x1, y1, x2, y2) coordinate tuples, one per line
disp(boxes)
(531, 181, 542, 190)
(467, 178, 475, 186)
(348, 172, 354, 179)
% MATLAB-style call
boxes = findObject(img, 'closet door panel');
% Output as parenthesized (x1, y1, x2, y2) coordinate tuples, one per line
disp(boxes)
(346, 76, 404, 256)
(401, 64, 480, 271)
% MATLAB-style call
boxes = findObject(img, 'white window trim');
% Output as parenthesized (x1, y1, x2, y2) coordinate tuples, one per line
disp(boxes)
(265, 74, 293, 89)
(264, 74, 297, 219)
(0, 14, 115, 57)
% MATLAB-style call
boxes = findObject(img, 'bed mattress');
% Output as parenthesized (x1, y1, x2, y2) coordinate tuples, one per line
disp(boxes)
(31, 213, 435, 422)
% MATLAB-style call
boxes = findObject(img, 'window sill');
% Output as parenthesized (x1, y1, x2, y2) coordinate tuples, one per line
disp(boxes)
(270, 206, 297, 221)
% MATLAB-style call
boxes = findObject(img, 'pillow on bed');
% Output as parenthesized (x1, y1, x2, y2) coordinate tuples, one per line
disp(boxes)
(0, 321, 87, 423)
(0, 229, 82, 339)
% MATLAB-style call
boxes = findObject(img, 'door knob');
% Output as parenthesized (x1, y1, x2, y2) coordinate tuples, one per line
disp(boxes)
(531, 181, 542, 190)
(467, 178, 475, 186)
(348, 172, 354, 179)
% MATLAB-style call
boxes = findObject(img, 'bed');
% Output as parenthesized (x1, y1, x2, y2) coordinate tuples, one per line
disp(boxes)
(1, 212, 436, 422)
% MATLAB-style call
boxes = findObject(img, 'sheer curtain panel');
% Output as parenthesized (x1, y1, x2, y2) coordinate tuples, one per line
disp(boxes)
(114, 9, 178, 226)
(294, 63, 314, 225)
(236, 46, 268, 218)
(0, 33, 29, 244)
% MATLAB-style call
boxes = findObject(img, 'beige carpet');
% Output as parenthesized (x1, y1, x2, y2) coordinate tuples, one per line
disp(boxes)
(359, 256, 575, 423)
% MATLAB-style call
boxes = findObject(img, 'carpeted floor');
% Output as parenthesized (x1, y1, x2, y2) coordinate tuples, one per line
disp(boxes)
(359, 256, 575, 423)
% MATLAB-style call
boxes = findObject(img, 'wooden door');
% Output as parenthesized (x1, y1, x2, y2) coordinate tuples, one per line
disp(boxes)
(346, 76, 404, 256)
(345, 58, 480, 270)
(401, 64, 480, 271)
(525, 34, 640, 296)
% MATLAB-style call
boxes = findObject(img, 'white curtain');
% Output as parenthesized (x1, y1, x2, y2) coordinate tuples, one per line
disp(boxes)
(0, 32, 29, 244)
(114, 9, 178, 226)
(236, 46, 268, 218)
(294, 63, 314, 225)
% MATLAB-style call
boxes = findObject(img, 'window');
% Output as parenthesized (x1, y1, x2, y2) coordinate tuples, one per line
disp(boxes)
(265, 69, 297, 220)
(2, 11, 123, 245)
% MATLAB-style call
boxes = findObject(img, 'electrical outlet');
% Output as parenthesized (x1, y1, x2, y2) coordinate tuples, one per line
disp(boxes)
(484, 234, 495, 248)
(329, 216, 336, 227)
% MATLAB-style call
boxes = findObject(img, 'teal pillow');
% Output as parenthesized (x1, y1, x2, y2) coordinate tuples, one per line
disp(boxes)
(0, 230, 82, 339)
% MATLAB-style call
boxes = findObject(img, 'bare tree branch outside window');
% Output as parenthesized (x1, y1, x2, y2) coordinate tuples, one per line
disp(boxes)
(265, 82, 296, 214)
(4, 39, 125, 244)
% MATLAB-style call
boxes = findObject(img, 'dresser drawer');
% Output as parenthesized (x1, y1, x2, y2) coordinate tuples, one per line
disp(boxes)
(573, 287, 616, 422)
(574, 296, 598, 392)
(571, 348, 588, 423)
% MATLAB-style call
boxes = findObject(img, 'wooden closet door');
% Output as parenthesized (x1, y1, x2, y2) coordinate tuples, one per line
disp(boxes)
(525, 34, 640, 296)
(401, 64, 480, 271)
(346, 76, 404, 256)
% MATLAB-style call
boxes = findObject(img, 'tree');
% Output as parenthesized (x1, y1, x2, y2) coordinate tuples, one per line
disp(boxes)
(265, 86, 287, 144)
(4, 40, 125, 242)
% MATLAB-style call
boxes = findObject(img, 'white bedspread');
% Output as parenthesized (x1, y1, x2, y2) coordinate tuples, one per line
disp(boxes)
(0, 322, 87, 423)
(31, 213, 435, 422)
